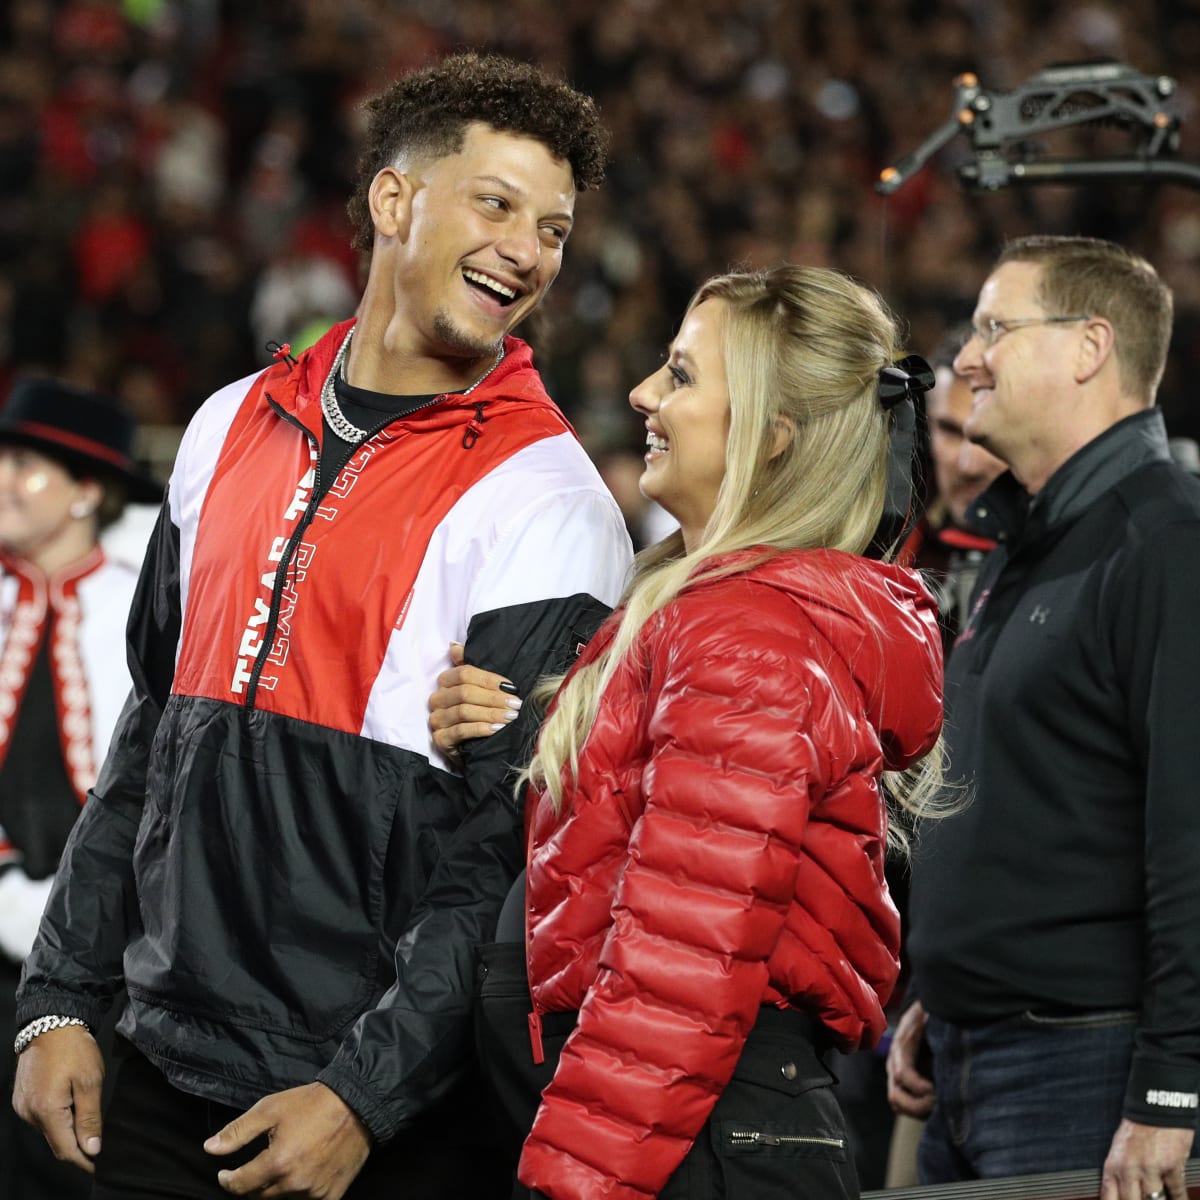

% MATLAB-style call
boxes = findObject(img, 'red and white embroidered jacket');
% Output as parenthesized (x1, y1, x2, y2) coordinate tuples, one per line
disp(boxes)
(0, 549, 139, 960)
(518, 549, 943, 1200)
(0, 549, 136, 814)
(17, 320, 632, 1141)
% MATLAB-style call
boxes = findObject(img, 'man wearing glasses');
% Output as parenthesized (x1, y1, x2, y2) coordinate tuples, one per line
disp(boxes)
(887, 236, 1200, 1198)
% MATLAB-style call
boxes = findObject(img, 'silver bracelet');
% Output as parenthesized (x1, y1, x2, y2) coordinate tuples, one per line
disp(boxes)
(13, 1014, 89, 1056)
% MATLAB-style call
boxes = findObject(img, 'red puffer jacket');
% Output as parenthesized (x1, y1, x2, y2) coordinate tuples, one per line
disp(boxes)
(518, 547, 943, 1200)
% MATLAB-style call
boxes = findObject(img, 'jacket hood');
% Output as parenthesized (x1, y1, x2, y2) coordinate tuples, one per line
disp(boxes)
(739, 547, 943, 770)
(259, 319, 568, 438)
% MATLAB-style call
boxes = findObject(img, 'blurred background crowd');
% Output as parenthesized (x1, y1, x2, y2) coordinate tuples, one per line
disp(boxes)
(2, 0, 1200, 502)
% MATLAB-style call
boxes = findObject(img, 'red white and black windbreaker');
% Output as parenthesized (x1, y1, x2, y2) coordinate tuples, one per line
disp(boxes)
(16, 320, 631, 1142)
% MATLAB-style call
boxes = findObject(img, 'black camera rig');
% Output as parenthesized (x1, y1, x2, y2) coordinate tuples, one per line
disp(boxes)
(876, 61, 1200, 194)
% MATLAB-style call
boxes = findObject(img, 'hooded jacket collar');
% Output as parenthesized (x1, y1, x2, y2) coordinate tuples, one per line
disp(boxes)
(692, 547, 942, 772)
(260, 319, 564, 441)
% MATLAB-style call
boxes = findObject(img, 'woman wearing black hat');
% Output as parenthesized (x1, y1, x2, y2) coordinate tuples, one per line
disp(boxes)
(0, 378, 160, 1200)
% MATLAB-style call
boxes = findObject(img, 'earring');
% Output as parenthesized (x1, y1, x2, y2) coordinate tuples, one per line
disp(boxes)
(69, 500, 94, 519)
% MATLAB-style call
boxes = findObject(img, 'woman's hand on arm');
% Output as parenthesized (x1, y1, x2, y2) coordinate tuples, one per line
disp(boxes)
(428, 642, 522, 756)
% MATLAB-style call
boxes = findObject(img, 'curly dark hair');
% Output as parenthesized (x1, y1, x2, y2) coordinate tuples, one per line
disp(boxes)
(346, 52, 608, 254)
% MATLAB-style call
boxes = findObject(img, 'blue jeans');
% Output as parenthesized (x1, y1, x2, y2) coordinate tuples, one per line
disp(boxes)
(919, 1009, 1146, 1181)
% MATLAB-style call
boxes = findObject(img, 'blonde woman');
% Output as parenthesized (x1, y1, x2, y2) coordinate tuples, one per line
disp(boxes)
(430, 266, 944, 1200)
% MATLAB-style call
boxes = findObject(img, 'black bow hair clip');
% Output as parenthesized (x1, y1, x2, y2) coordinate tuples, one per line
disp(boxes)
(877, 354, 935, 411)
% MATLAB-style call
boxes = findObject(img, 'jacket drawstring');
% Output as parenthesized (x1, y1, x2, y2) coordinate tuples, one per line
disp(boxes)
(265, 341, 298, 369)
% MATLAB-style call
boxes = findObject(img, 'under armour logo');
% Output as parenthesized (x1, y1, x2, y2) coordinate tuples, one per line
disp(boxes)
(1029, 605, 1051, 624)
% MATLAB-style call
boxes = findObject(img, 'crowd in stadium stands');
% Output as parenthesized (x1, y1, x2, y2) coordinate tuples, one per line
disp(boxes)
(2, 0, 1200, 467)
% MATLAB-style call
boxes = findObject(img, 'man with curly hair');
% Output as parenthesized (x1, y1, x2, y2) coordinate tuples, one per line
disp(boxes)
(12, 53, 631, 1200)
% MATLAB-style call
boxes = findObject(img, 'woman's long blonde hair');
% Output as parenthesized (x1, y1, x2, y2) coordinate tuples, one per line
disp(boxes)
(524, 266, 944, 842)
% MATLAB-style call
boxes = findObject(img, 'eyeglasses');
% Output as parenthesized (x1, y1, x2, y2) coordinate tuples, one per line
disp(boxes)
(970, 315, 1089, 348)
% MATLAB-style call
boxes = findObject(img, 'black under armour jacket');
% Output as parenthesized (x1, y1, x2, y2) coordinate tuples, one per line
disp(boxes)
(909, 408, 1200, 1128)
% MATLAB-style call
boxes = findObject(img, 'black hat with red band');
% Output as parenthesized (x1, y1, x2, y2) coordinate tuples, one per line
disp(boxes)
(0, 378, 163, 504)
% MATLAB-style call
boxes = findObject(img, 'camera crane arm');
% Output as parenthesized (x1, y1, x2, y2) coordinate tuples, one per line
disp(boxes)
(877, 62, 1200, 194)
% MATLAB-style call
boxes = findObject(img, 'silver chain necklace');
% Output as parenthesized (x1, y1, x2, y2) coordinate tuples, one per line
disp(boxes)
(319, 327, 506, 443)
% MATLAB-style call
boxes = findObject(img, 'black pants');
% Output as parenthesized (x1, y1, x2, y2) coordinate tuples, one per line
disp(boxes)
(90, 1039, 510, 1200)
(476, 942, 860, 1200)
